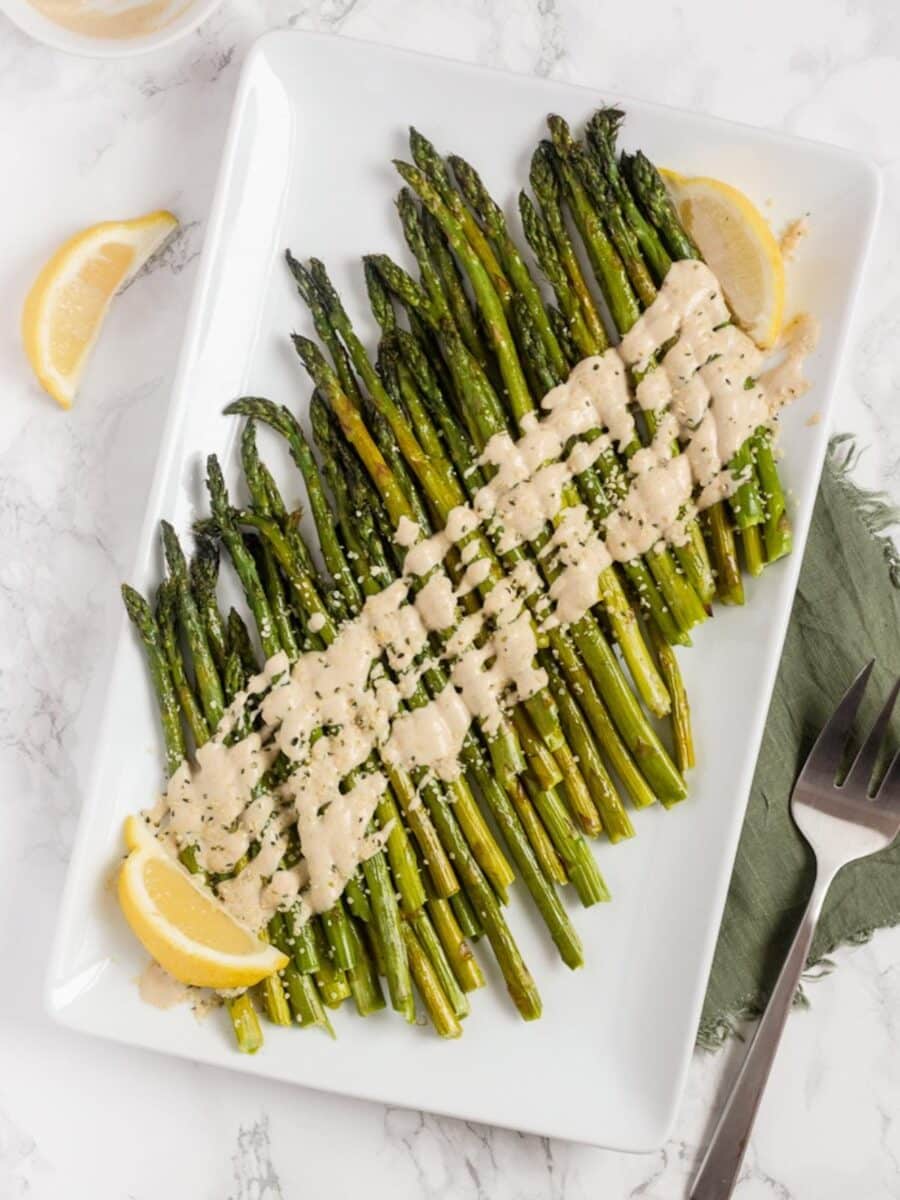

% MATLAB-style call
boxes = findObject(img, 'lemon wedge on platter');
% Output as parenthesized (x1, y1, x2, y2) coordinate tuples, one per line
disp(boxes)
(661, 172, 785, 349)
(117, 817, 287, 990)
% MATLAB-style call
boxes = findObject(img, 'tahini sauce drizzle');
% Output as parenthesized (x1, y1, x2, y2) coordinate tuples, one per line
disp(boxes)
(28, 0, 192, 39)
(145, 261, 815, 935)
(147, 558, 547, 930)
(413, 260, 815, 631)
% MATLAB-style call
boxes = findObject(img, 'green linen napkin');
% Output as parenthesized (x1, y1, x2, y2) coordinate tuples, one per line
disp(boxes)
(699, 435, 900, 1049)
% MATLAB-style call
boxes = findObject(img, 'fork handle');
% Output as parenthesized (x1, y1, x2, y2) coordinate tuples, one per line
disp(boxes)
(690, 869, 834, 1200)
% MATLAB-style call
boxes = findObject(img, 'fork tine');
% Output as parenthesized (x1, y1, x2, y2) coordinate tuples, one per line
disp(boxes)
(795, 659, 875, 789)
(843, 676, 900, 794)
(874, 747, 900, 812)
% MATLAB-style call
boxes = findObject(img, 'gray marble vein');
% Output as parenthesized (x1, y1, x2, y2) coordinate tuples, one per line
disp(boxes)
(229, 1115, 283, 1200)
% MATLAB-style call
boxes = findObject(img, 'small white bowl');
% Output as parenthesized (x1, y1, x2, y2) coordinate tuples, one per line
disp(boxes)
(1, 0, 225, 58)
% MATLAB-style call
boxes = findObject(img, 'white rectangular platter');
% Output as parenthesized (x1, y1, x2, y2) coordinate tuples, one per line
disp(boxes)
(47, 30, 881, 1151)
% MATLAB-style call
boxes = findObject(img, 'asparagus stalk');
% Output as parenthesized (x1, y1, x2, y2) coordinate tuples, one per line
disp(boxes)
(426, 891, 485, 992)
(365, 255, 398, 335)
(402, 923, 462, 1038)
(310, 922, 352, 1009)
(561, 140, 657, 309)
(518, 189, 592, 350)
(283, 905, 322, 976)
(703, 508, 745, 607)
(754, 432, 792, 562)
(286, 251, 366, 410)
(226, 607, 258, 676)
(647, 619, 695, 775)
(408, 908, 470, 1020)
(451, 890, 483, 941)
(507, 779, 567, 886)
(529, 142, 609, 350)
(623, 149, 699, 261)
(155, 579, 209, 750)
(122, 583, 186, 777)
(540, 652, 635, 842)
(585, 107, 672, 284)
(343, 916, 388, 1018)
(203, 463, 282, 663)
(409, 126, 513, 311)
(189, 536, 229, 677)
(449, 153, 569, 379)
(160, 522, 225, 729)
(521, 775, 610, 905)
(269, 912, 336, 1032)
(421, 207, 495, 375)
(240, 422, 301, 662)
(257, 928, 293, 1026)
(226, 994, 263, 1053)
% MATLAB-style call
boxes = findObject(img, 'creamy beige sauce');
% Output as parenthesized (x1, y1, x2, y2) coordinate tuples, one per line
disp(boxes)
(142, 260, 816, 936)
(540, 503, 612, 629)
(28, 0, 193, 39)
(780, 217, 809, 261)
(757, 313, 820, 411)
(383, 684, 471, 781)
(137, 960, 220, 1016)
(603, 414, 694, 558)
(138, 960, 190, 1009)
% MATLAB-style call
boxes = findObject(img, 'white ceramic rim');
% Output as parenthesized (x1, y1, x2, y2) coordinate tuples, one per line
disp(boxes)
(0, 0, 225, 58)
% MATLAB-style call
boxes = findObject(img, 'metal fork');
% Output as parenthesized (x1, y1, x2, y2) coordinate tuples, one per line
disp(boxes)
(691, 661, 900, 1200)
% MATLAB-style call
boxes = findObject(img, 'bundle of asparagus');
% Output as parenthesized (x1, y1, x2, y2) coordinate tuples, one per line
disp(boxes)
(121, 107, 795, 1051)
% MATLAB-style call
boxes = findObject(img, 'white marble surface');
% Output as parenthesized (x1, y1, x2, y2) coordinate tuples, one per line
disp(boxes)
(1, 2, 899, 1196)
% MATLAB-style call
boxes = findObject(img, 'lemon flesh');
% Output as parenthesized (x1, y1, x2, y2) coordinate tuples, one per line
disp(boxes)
(22, 211, 178, 408)
(117, 824, 287, 990)
(664, 175, 785, 349)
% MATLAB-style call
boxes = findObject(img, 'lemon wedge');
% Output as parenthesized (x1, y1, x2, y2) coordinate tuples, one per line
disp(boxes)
(662, 175, 784, 349)
(117, 820, 287, 990)
(124, 813, 163, 852)
(22, 211, 178, 409)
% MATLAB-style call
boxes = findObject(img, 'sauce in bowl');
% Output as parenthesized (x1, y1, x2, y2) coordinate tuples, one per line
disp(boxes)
(26, 0, 195, 40)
